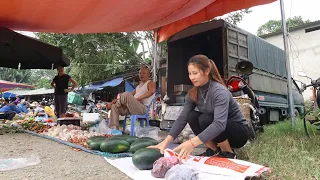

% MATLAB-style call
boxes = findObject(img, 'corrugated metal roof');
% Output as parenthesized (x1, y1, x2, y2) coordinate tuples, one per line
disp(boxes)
(5, 88, 54, 96)
(3, 89, 30, 95)
(25, 88, 54, 95)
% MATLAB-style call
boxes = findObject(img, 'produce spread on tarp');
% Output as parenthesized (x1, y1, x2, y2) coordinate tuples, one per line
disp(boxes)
(0, 112, 271, 179)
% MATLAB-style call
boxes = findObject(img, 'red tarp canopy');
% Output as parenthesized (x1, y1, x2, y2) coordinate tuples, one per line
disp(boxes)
(0, 0, 275, 42)
(0, 80, 34, 90)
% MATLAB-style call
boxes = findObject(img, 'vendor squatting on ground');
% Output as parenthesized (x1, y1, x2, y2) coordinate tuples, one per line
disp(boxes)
(149, 54, 250, 159)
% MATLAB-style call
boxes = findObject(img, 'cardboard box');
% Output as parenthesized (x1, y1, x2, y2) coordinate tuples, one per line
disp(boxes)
(174, 91, 187, 103)
(174, 84, 193, 92)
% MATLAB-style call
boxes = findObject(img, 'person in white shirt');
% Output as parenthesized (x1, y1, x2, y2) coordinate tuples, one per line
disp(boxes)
(106, 66, 156, 130)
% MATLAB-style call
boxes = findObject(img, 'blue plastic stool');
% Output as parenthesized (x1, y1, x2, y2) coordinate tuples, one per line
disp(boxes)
(122, 104, 151, 136)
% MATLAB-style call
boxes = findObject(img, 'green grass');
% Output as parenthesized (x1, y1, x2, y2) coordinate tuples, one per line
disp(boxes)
(238, 119, 320, 180)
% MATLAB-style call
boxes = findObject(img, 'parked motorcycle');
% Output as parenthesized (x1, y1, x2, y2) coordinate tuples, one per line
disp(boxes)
(297, 71, 320, 137)
(226, 60, 264, 140)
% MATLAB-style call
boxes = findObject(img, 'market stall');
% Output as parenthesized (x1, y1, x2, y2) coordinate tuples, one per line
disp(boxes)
(1, 0, 279, 178)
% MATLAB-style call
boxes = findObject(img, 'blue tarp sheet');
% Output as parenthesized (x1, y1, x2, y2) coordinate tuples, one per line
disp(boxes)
(77, 77, 135, 93)
(125, 81, 135, 92)
(99, 77, 123, 88)
(2, 92, 16, 99)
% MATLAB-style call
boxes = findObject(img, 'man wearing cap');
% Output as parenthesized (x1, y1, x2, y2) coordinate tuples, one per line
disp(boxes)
(51, 66, 77, 118)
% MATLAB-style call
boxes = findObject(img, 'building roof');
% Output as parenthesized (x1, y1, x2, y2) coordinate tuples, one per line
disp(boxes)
(260, 20, 320, 38)
(5, 88, 54, 96)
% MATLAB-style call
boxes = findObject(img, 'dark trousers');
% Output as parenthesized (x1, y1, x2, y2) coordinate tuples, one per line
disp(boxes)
(187, 111, 249, 148)
(54, 94, 68, 118)
(0, 112, 17, 120)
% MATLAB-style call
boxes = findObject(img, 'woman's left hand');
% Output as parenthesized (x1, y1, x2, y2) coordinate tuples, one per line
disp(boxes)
(173, 140, 194, 160)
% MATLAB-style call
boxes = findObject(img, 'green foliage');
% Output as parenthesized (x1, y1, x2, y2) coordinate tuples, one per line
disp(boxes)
(35, 32, 144, 85)
(223, 9, 252, 25)
(239, 120, 320, 179)
(257, 16, 311, 36)
(0, 68, 31, 83)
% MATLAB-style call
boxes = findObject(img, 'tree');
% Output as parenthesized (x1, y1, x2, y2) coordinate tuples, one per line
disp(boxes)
(36, 33, 145, 85)
(220, 9, 252, 25)
(0, 68, 31, 83)
(28, 69, 56, 88)
(257, 16, 311, 36)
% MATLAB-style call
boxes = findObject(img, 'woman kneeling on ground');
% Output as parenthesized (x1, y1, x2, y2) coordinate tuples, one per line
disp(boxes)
(150, 55, 250, 159)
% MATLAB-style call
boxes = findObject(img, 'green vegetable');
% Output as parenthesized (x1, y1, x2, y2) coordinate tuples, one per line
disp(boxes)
(109, 135, 139, 144)
(88, 138, 106, 151)
(100, 139, 130, 153)
(86, 136, 107, 145)
(132, 148, 163, 170)
(138, 137, 158, 144)
(129, 140, 158, 153)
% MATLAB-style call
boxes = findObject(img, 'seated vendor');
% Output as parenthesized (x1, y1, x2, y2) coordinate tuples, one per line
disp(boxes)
(32, 102, 45, 117)
(40, 101, 55, 118)
(106, 66, 156, 130)
(0, 99, 24, 120)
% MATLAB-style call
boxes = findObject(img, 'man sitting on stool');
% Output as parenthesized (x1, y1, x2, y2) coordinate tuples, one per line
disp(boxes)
(106, 66, 156, 130)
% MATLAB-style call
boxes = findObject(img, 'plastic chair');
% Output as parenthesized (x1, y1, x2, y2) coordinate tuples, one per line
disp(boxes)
(122, 102, 153, 136)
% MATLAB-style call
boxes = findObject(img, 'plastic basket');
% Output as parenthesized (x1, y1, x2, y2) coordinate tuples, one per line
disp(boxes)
(68, 92, 83, 105)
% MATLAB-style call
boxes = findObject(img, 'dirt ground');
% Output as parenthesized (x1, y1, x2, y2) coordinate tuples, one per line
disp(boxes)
(0, 132, 206, 180)
(0, 133, 130, 180)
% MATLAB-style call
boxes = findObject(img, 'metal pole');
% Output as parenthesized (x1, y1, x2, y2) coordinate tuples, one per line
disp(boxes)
(153, 30, 158, 82)
(280, 0, 295, 127)
(151, 29, 158, 119)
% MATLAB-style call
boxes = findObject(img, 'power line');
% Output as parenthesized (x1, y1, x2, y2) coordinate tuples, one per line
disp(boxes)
(70, 63, 143, 67)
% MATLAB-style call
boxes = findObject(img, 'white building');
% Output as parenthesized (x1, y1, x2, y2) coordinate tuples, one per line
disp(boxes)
(261, 21, 320, 100)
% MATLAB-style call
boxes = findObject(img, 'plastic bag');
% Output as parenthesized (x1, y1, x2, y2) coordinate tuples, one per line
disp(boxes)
(0, 154, 41, 171)
(136, 126, 159, 140)
(151, 156, 181, 178)
(165, 164, 199, 180)
(89, 120, 111, 134)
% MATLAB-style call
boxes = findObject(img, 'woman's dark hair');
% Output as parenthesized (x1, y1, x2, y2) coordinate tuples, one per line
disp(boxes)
(187, 55, 225, 102)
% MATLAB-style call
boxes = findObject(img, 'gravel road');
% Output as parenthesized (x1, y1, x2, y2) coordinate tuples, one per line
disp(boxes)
(0, 133, 130, 180)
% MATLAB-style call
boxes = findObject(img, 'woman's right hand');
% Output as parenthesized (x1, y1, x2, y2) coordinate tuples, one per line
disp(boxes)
(148, 140, 169, 154)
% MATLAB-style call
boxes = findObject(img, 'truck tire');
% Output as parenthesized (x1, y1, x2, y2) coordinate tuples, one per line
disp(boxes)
(294, 109, 300, 118)
(248, 121, 256, 141)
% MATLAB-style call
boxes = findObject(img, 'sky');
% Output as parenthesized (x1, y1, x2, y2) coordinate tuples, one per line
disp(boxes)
(237, 0, 320, 35)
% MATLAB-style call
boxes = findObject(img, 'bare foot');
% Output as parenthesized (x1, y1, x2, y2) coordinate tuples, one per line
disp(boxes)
(106, 103, 112, 110)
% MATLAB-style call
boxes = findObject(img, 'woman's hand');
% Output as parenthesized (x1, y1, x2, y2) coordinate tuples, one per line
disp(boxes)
(148, 140, 169, 154)
(173, 140, 194, 160)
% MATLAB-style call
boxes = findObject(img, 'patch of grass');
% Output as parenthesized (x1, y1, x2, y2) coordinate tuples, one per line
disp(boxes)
(238, 119, 320, 179)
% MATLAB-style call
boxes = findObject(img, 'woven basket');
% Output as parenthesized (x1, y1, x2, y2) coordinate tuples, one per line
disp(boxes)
(234, 97, 251, 124)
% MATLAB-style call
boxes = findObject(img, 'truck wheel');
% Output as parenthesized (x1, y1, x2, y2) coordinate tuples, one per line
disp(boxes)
(294, 109, 300, 118)
(248, 121, 256, 141)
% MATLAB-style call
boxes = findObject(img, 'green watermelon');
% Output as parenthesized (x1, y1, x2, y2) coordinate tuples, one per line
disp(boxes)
(100, 139, 130, 153)
(132, 148, 163, 170)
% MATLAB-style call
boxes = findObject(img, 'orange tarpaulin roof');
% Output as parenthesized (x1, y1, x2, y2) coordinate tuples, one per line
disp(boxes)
(0, 0, 275, 42)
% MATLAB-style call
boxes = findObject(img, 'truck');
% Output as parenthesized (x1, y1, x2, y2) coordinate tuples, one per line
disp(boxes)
(160, 19, 304, 129)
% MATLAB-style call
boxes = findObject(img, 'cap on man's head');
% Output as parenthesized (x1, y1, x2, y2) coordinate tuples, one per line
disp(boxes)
(40, 101, 46, 106)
